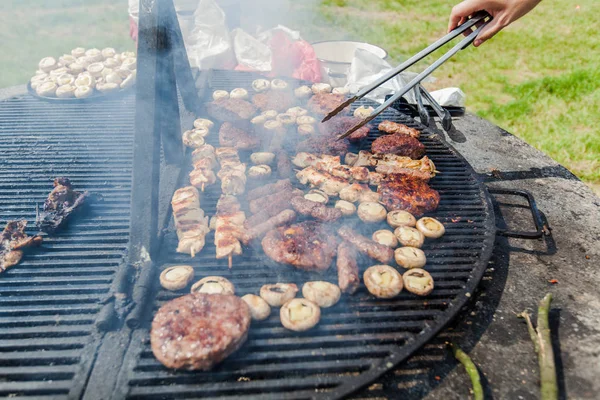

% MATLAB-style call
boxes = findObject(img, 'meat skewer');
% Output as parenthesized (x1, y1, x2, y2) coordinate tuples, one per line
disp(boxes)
(171, 186, 210, 257)
(190, 144, 218, 191)
(292, 152, 369, 182)
(337, 241, 359, 294)
(337, 226, 394, 264)
(0, 220, 43, 273)
(214, 195, 246, 268)
(215, 147, 247, 196)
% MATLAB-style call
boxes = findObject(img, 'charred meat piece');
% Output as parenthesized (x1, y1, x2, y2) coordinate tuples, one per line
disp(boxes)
(219, 122, 260, 150)
(337, 226, 394, 264)
(337, 241, 359, 294)
(275, 151, 293, 178)
(290, 196, 342, 222)
(0, 220, 42, 273)
(240, 209, 297, 245)
(206, 98, 257, 122)
(151, 293, 251, 370)
(371, 134, 425, 159)
(245, 189, 303, 228)
(296, 135, 349, 157)
(252, 91, 295, 112)
(377, 174, 440, 216)
(249, 187, 293, 214)
(247, 179, 291, 202)
(262, 221, 337, 271)
(319, 115, 370, 142)
(375, 164, 432, 181)
(36, 177, 87, 233)
(307, 93, 348, 116)
(378, 120, 420, 138)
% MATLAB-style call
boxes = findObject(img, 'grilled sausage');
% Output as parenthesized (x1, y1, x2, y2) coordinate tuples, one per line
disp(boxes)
(336, 241, 359, 294)
(337, 226, 394, 264)
(290, 196, 342, 222)
(246, 179, 291, 201)
(245, 189, 303, 228)
(249, 187, 292, 214)
(241, 209, 297, 245)
(276, 151, 293, 178)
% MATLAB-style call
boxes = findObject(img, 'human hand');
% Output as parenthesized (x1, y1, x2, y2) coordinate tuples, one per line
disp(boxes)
(448, 0, 541, 47)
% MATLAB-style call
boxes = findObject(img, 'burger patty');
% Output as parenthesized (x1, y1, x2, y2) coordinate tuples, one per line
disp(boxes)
(377, 174, 440, 216)
(371, 134, 425, 159)
(318, 115, 370, 142)
(151, 293, 251, 370)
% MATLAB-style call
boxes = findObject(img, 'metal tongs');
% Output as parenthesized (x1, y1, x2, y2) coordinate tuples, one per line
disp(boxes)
(324, 12, 492, 140)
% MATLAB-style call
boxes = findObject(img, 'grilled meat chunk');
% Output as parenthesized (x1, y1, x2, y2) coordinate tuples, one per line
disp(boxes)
(337, 226, 394, 264)
(249, 187, 292, 214)
(151, 293, 251, 370)
(307, 93, 348, 116)
(262, 221, 337, 271)
(0, 220, 42, 273)
(252, 91, 295, 112)
(371, 134, 425, 159)
(219, 122, 260, 150)
(240, 209, 297, 245)
(296, 134, 349, 156)
(377, 174, 440, 216)
(290, 196, 342, 222)
(319, 115, 370, 142)
(246, 179, 291, 201)
(276, 150, 293, 178)
(171, 186, 210, 256)
(36, 177, 87, 233)
(378, 120, 420, 138)
(337, 241, 359, 294)
(245, 189, 303, 228)
(206, 98, 257, 122)
(214, 195, 245, 262)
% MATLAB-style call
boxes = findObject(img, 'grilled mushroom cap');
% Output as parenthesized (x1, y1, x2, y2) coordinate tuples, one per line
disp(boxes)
(39, 57, 58, 73)
(345, 152, 358, 166)
(387, 210, 417, 228)
(403, 268, 434, 296)
(190, 276, 235, 295)
(332, 87, 350, 95)
(263, 120, 284, 134)
(416, 217, 445, 239)
(193, 118, 214, 130)
(160, 265, 194, 291)
(182, 129, 207, 148)
(248, 165, 272, 179)
(357, 202, 387, 223)
(372, 229, 398, 248)
(260, 283, 298, 307)
(304, 190, 329, 204)
(252, 78, 271, 92)
(287, 107, 308, 117)
(270, 79, 288, 91)
(394, 226, 425, 248)
(262, 109, 279, 119)
(335, 200, 357, 216)
(302, 281, 341, 308)
(297, 124, 315, 136)
(74, 86, 93, 99)
(230, 88, 249, 100)
(363, 265, 403, 298)
(250, 152, 275, 165)
(311, 82, 332, 94)
(276, 113, 296, 125)
(36, 81, 57, 97)
(55, 84, 76, 99)
(394, 246, 426, 269)
(353, 106, 375, 119)
(212, 90, 229, 101)
(296, 115, 316, 125)
(294, 85, 313, 99)
(241, 294, 271, 321)
(280, 298, 321, 331)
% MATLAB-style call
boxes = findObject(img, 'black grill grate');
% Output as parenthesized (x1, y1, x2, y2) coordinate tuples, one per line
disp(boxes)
(116, 70, 495, 399)
(0, 92, 135, 398)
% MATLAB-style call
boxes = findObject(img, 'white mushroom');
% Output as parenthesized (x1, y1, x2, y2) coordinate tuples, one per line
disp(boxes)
(286, 107, 308, 117)
(298, 124, 315, 136)
(394, 226, 425, 248)
(280, 298, 321, 331)
(353, 105, 375, 119)
(71, 47, 86, 58)
(250, 152, 275, 165)
(344, 152, 358, 166)
(252, 78, 271, 92)
(193, 118, 214, 130)
(363, 265, 403, 298)
(55, 84, 76, 99)
(101, 47, 117, 59)
(248, 165, 272, 179)
(121, 51, 136, 59)
(305, 189, 329, 204)
(36, 81, 57, 97)
(87, 62, 105, 77)
(260, 283, 298, 307)
(106, 73, 124, 85)
(276, 113, 296, 125)
(241, 294, 271, 321)
(182, 129, 207, 148)
(261, 109, 278, 119)
(121, 57, 137, 70)
(120, 72, 136, 89)
(49, 67, 69, 79)
(403, 268, 434, 296)
(74, 86, 93, 99)
(357, 202, 387, 223)
(230, 88, 249, 100)
(332, 87, 350, 95)
(77, 56, 93, 68)
(101, 67, 114, 79)
(59, 54, 77, 66)
(387, 210, 417, 228)
(190, 276, 235, 295)
(296, 115, 316, 125)
(39, 57, 58, 73)
(103, 57, 120, 69)
(96, 82, 119, 93)
(372, 230, 398, 248)
(75, 74, 96, 89)
(335, 200, 356, 216)
(311, 82, 332, 94)
(416, 217, 446, 239)
(294, 85, 313, 99)
(212, 90, 229, 101)
(394, 246, 426, 269)
(271, 79, 288, 91)
(85, 48, 104, 62)
(160, 265, 194, 291)
(116, 67, 132, 79)
(302, 281, 341, 308)
(68, 62, 85, 75)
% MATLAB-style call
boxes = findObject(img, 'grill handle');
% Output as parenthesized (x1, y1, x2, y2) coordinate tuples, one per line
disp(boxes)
(488, 188, 551, 239)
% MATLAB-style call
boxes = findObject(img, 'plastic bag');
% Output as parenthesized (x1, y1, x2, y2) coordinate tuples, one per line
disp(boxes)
(231, 28, 272, 72)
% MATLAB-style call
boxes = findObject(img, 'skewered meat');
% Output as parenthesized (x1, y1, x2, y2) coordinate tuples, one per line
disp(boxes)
(319, 115, 370, 142)
(245, 189, 303, 228)
(355, 151, 436, 179)
(371, 134, 425, 159)
(377, 174, 440, 216)
(216, 148, 246, 196)
(290, 196, 342, 222)
(337, 226, 394, 264)
(293, 152, 369, 182)
(36, 177, 87, 233)
(252, 91, 295, 112)
(190, 144, 218, 190)
(336, 241, 359, 294)
(378, 120, 420, 138)
(171, 186, 210, 257)
(219, 122, 260, 150)
(150, 293, 251, 370)
(262, 221, 337, 271)
(276, 151, 293, 178)
(240, 209, 297, 245)
(307, 93, 348, 116)
(206, 98, 257, 122)
(246, 179, 291, 202)
(0, 221, 42, 273)
(214, 195, 245, 264)
(296, 167, 349, 196)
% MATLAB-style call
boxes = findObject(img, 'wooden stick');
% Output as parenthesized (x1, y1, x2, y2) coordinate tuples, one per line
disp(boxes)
(228, 254, 232, 269)
(201, 183, 205, 192)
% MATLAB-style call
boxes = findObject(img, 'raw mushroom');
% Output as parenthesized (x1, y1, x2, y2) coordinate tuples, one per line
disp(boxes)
(387, 210, 417, 228)
(248, 165, 272, 179)
(286, 107, 308, 117)
(332, 87, 350, 95)
(296, 115, 316, 125)
(56, 73, 74, 86)
(250, 152, 275, 165)
(121, 57, 137, 70)
(39, 57, 58, 73)
(55, 84, 76, 99)
(360, 191, 381, 203)
(262, 109, 279, 119)
(182, 129, 207, 148)
(212, 90, 229, 101)
(71, 47, 86, 58)
(190, 276, 235, 295)
(101, 47, 117, 59)
(304, 189, 329, 204)
(241, 294, 271, 321)
(120, 73, 136, 90)
(357, 202, 387, 223)
(105, 73, 123, 85)
(97, 82, 119, 93)
(294, 85, 313, 99)
(87, 62, 105, 78)
(276, 113, 296, 125)
(394, 247, 426, 269)
(75, 74, 96, 89)
(271, 79, 288, 90)
(394, 226, 425, 248)
(335, 200, 356, 216)
(403, 268, 434, 296)
(311, 82, 332, 94)
(160, 265, 194, 291)
(103, 57, 120, 69)
(372, 230, 398, 248)
(36, 81, 57, 97)
(344, 152, 358, 166)
(363, 265, 403, 298)
(302, 281, 341, 308)
(280, 298, 321, 331)
(85, 48, 103, 62)
(298, 124, 315, 136)
(68, 62, 85, 75)
(354, 106, 375, 119)
(416, 217, 446, 239)
(59, 54, 77, 66)
(260, 283, 298, 307)
(252, 78, 271, 92)
(193, 118, 214, 130)
(230, 88, 249, 100)
(74, 86, 93, 99)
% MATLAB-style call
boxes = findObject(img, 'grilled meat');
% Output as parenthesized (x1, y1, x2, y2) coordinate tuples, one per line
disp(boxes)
(245, 189, 303, 228)
(375, 164, 432, 181)
(262, 221, 337, 271)
(275, 150, 293, 178)
(293, 152, 369, 182)
(214, 195, 245, 262)
(319, 115, 370, 142)
(296, 167, 349, 196)
(240, 209, 297, 245)
(249, 187, 293, 214)
(296, 134, 349, 156)
(190, 144, 218, 190)
(378, 120, 420, 138)
(377, 174, 440, 216)
(252, 91, 295, 112)
(337, 241, 359, 294)
(371, 134, 425, 159)
(292, 153, 340, 169)
(36, 177, 87, 233)
(354, 151, 436, 180)
(246, 179, 291, 202)
(0, 220, 42, 273)
(216, 148, 246, 196)
(171, 186, 210, 257)
(290, 196, 342, 222)
(337, 226, 394, 264)
(151, 293, 251, 370)
(307, 93, 348, 116)
(219, 122, 260, 150)
(206, 98, 257, 122)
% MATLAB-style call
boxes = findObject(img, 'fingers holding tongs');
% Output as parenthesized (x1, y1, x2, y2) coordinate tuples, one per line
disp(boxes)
(329, 11, 491, 141)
